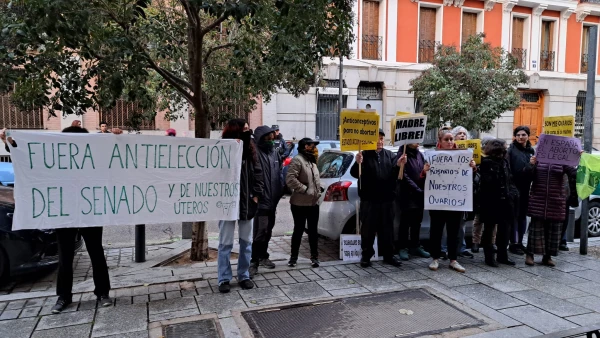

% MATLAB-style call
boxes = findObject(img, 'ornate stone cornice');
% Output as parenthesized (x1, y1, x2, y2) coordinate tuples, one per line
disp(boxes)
(562, 8, 574, 21)
(533, 4, 548, 17)
(484, 0, 496, 11)
(576, 10, 590, 23)
(502, 0, 518, 13)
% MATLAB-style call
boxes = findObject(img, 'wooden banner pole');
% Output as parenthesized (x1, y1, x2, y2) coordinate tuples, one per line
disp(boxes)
(398, 144, 406, 179)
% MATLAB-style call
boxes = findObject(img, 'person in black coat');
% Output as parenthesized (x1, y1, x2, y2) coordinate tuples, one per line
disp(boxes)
(479, 139, 518, 267)
(249, 125, 283, 277)
(506, 126, 536, 255)
(350, 129, 405, 268)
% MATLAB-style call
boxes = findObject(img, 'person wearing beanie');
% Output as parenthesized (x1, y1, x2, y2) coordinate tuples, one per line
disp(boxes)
(350, 129, 405, 268)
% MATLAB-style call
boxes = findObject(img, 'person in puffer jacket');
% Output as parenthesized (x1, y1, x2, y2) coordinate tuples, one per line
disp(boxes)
(285, 138, 324, 268)
(525, 161, 577, 267)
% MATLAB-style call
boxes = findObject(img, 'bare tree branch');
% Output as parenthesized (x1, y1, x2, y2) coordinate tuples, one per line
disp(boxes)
(203, 43, 234, 64)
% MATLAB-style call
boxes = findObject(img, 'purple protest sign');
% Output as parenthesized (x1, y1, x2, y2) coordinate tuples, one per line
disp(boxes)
(536, 134, 582, 166)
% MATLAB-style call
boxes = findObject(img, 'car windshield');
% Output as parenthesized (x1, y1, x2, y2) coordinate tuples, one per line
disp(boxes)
(318, 152, 353, 178)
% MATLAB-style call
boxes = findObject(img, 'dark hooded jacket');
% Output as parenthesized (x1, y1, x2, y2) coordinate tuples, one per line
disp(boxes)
(238, 134, 265, 220)
(394, 147, 426, 209)
(479, 156, 519, 225)
(350, 148, 400, 202)
(253, 126, 283, 210)
(506, 140, 535, 217)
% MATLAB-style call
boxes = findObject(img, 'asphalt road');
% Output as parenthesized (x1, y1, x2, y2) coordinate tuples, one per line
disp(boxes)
(102, 195, 296, 247)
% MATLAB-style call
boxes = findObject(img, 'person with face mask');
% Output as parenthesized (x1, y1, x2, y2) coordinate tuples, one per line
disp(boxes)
(217, 119, 264, 293)
(249, 126, 284, 277)
(285, 138, 324, 268)
(350, 129, 405, 268)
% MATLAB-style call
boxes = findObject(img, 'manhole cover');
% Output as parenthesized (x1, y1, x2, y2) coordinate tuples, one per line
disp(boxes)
(242, 289, 482, 338)
(163, 319, 220, 338)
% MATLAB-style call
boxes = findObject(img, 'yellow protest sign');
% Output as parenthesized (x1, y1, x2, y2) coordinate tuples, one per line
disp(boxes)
(543, 116, 575, 137)
(340, 109, 380, 151)
(455, 139, 482, 164)
(396, 111, 411, 117)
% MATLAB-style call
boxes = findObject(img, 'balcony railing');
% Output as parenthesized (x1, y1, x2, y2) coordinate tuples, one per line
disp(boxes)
(419, 40, 439, 64)
(581, 0, 600, 3)
(511, 48, 527, 69)
(581, 53, 589, 73)
(362, 35, 382, 60)
(540, 50, 555, 71)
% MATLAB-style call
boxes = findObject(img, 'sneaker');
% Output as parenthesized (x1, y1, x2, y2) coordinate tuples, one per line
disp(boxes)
(259, 258, 276, 269)
(429, 259, 439, 271)
(239, 279, 254, 290)
(409, 246, 431, 258)
(383, 256, 402, 267)
(398, 249, 410, 261)
(310, 257, 320, 268)
(509, 244, 525, 255)
(218, 281, 231, 293)
(51, 298, 72, 314)
(449, 261, 466, 273)
(249, 263, 259, 278)
(287, 257, 297, 267)
(459, 251, 474, 258)
(98, 295, 113, 307)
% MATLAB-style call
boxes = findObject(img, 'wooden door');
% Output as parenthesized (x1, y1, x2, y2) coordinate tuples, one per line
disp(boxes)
(512, 17, 524, 49)
(462, 12, 478, 44)
(362, 0, 379, 37)
(419, 8, 436, 42)
(513, 91, 543, 145)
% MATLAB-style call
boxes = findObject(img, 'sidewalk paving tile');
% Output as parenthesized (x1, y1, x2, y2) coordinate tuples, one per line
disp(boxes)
(7, 300, 26, 310)
(19, 306, 41, 318)
(465, 325, 541, 338)
(484, 280, 531, 293)
(316, 278, 359, 291)
(499, 305, 578, 334)
(92, 303, 148, 337)
(465, 271, 507, 284)
(149, 297, 197, 315)
(0, 309, 21, 320)
(279, 282, 330, 302)
(416, 268, 478, 287)
(454, 284, 525, 310)
(351, 274, 405, 292)
(571, 259, 600, 271)
(24, 298, 45, 308)
(254, 280, 271, 288)
(328, 287, 370, 297)
(196, 292, 247, 317)
(149, 293, 165, 301)
(0, 317, 38, 338)
(37, 309, 95, 330)
(219, 316, 242, 338)
(569, 281, 600, 295)
(508, 290, 591, 317)
(246, 297, 291, 308)
(567, 295, 600, 312)
(565, 312, 600, 326)
(149, 308, 200, 322)
(383, 271, 428, 283)
(238, 287, 285, 302)
(571, 269, 600, 282)
(32, 323, 91, 338)
(522, 267, 589, 285)
(460, 298, 521, 328)
(100, 330, 149, 338)
(513, 276, 588, 299)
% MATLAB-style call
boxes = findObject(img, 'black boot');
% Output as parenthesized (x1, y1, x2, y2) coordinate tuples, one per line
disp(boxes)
(497, 244, 516, 266)
(484, 246, 498, 267)
(471, 243, 480, 253)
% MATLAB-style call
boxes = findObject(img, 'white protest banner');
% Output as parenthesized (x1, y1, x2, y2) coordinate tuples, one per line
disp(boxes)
(424, 149, 473, 212)
(9, 132, 242, 230)
(339, 234, 380, 261)
(392, 115, 427, 147)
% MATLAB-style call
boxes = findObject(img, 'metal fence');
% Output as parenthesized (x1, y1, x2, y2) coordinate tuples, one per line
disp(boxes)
(540, 50, 555, 71)
(316, 94, 346, 140)
(576, 91, 586, 140)
(581, 53, 589, 73)
(98, 100, 155, 130)
(511, 48, 527, 69)
(362, 35, 382, 61)
(0, 95, 44, 129)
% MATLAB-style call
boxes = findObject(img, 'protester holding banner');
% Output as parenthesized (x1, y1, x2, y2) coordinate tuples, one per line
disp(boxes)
(506, 126, 536, 255)
(250, 126, 284, 277)
(395, 143, 430, 261)
(450, 126, 474, 259)
(285, 138, 324, 268)
(350, 129, 405, 268)
(479, 139, 518, 267)
(525, 160, 577, 266)
(217, 119, 263, 293)
(428, 128, 476, 273)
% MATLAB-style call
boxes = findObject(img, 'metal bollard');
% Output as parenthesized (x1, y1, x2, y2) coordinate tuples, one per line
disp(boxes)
(135, 224, 146, 263)
(566, 208, 575, 243)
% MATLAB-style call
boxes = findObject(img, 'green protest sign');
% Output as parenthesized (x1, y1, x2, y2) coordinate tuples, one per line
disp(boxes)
(576, 153, 600, 200)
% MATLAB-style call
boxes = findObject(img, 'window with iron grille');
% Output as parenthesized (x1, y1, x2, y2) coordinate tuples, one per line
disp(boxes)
(520, 92, 540, 103)
(576, 91, 586, 140)
(357, 82, 382, 100)
(0, 94, 44, 129)
(98, 100, 155, 130)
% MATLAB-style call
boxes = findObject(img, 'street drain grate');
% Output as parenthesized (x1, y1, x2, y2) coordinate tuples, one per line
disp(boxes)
(242, 288, 482, 338)
(163, 318, 220, 338)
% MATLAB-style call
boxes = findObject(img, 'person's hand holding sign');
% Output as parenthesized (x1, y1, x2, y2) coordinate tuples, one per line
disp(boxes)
(355, 152, 363, 165)
(530, 155, 537, 165)
(397, 154, 407, 167)
(470, 160, 477, 170)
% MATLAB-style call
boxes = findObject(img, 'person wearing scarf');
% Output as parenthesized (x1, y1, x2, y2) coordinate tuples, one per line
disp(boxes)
(285, 138, 324, 268)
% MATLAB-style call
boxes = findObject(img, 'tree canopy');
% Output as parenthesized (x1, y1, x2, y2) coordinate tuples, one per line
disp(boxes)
(0, 0, 354, 133)
(409, 33, 529, 132)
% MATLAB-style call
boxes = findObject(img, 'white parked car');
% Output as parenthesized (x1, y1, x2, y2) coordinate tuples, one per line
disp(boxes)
(316, 147, 473, 240)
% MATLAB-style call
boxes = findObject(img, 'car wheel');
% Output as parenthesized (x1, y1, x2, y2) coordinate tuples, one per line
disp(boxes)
(587, 201, 600, 237)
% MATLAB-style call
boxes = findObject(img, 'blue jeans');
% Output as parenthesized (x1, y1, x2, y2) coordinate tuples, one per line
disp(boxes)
(218, 219, 253, 284)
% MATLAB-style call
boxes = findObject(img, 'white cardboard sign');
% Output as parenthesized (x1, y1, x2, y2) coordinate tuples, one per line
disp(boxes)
(339, 234, 381, 261)
(423, 149, 473, 212)
(392, 115, 427, 147)
(9, 131, 242, 230)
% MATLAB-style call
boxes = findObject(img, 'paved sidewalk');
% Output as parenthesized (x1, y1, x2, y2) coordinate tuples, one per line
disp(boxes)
(1, 238, 600, 337)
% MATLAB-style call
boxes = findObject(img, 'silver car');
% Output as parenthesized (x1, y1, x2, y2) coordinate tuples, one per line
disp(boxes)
(316, 147, 473, 240)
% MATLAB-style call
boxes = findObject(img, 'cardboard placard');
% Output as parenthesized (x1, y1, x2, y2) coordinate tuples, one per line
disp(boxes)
(543, 116, 575, 137)
(392, 115, 428, 147)
(536, 134, 582, 166)
(423, 149, 474, 212)
(455, 139, 482, 165)
(339, 234, 381, 261)
(340, 109, 380, 152)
